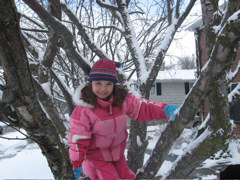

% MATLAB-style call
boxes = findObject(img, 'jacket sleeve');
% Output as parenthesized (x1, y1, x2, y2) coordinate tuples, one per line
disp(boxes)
(67, 106, 92, 166)
(124, 94, 167, 122)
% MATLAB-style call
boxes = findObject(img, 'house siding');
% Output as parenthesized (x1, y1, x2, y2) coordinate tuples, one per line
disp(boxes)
(149, 81, 195, 105)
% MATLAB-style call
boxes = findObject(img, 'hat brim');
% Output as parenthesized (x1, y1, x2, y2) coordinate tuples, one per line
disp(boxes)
(88, 76, 118, 83)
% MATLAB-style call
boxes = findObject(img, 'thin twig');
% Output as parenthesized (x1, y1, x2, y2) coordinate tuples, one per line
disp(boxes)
(0, 121, 37, 143)
(0, 136, 28, 140)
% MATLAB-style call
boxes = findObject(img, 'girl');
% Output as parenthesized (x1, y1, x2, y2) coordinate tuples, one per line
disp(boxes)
(68, 58, 178, 180)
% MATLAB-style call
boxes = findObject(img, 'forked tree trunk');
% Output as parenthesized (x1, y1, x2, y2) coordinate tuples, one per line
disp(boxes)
(0, 1, 73, 179)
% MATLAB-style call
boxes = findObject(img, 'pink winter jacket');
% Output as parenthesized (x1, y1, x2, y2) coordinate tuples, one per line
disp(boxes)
(68, 94, 167, 167)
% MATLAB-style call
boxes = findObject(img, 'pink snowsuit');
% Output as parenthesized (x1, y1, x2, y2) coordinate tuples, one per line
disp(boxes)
(68, 94, 167, 180)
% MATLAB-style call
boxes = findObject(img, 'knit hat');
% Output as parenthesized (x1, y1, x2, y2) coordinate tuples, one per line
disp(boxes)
(88, 58, 120, 83)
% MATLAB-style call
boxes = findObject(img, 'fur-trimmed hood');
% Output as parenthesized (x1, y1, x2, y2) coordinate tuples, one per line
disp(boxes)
(72, 83, 94, 108)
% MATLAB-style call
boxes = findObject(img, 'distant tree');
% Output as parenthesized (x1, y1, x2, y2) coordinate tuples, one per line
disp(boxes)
(177, 55, 196, 69)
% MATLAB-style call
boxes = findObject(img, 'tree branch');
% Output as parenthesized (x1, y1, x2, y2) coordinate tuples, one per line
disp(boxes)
(141, 0, 197, 96)
(21, 27, 48, 33)
(136, 9, 240, 179)
(20, 13, 45, 29)
(61, 2, 108, 59)
(22, 0, 91, 75)
(0, 1, 73, 178)
(96, 0, 118, 11)
(84, 24, 124, 33)
(50, 69, 75, 114)
(0, 136, 28, 140)
(40, 0, 61, 69)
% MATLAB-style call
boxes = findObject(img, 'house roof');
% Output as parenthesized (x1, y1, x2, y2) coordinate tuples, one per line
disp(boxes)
(187, 18, 203, 31)
(129, 69, 197, 82)
(156, 69, 197, 82)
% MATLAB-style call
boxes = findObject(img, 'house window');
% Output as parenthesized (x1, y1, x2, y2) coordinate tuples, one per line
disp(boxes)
(130, 83, 137, 91)
(230, 101, 240, 124)
(229, 83, 240, 124)
(156, 83, 162, 96)
(150, 83, 156, 95)
(228, 83, 238, 93)
(232, 83, 238, 89)
(185, 82, 194, 95)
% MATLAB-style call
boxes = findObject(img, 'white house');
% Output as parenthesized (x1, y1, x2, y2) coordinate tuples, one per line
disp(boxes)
(148, 69, 197, 105)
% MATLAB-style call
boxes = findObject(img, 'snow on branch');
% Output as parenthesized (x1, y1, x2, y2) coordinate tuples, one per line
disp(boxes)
(227, 61, 240, 82)
(228, 83, 240, 105)
(215, 9, 240, 38)
(117, 0, 148, 82)
(161, 127, 212, 179)
(96, 0, 118, 11)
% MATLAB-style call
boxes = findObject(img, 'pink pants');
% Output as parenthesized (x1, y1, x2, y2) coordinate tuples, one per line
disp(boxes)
(82, 156, 135, 180)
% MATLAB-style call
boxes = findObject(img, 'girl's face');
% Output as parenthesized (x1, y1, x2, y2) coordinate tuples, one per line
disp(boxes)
(92, 80, 114, 100)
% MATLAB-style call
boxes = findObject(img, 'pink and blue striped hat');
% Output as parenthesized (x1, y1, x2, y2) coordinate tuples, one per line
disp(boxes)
(88, 58, 121, 83)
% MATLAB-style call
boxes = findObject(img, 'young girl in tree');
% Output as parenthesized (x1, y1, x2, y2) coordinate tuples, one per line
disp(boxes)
(68, 58, 178, 180)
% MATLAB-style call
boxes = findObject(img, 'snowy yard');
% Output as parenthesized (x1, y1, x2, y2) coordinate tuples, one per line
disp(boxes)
(0, 122, 240, 179)
(0, 124, 53, 179)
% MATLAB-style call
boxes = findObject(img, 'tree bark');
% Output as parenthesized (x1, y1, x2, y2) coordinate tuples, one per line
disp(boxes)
(167, 74, 231, 178)
(22, 0, 91, 75)
(0, 1, 73, 179)
(136, 8, 240, 178)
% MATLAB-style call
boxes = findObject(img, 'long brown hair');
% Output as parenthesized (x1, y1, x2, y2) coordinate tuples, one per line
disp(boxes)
(81, 83, 128, 107)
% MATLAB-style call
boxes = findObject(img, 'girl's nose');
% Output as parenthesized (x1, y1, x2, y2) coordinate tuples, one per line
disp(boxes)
(100, 86, 107, 92)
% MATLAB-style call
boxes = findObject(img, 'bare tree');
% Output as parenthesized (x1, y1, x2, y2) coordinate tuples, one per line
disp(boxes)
(1, 0, 240, 179)
(176, 55, 196, 69)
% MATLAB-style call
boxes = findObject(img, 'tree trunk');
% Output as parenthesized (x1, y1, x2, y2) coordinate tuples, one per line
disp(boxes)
(127, 120, 148, 172)
(136, 8, 240, 178)
(167, 74, 231, 178)
(0, 1, 73, 179)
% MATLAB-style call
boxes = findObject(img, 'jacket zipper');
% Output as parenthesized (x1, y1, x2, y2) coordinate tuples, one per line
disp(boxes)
(109, 116, 117, 160)
(109, 103, 112, 114)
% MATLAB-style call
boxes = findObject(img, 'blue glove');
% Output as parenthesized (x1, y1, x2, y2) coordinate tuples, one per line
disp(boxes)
(164, 104, 179, 121)
(73, 166, 82, 180)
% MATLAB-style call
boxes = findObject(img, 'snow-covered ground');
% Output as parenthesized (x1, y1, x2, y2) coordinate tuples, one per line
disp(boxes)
(0, 124, 53, 179)
(0, 123, 240, 179)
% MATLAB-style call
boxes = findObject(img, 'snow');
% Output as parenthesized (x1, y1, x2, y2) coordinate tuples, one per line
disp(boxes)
(0, 68, 3, 101)
(228, 10, 240, 21)
(40, 82, 53, 97)
(1, 0, 239, 179)
(201, 139, 240, 168)
(130, 69, 196, 81)
(156, 69, 196, 80)
(227, 60, 240, 81)
(0, 144, 53, 179)
(158, 18, 178, 52)
(187, 18, 203, 31)
(228, 83, 240, 102)
(0, 90, 2, 101)
(0, 129, 53, 179)
(124, 6, 149, 83)
(1, 125, 240, 179)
